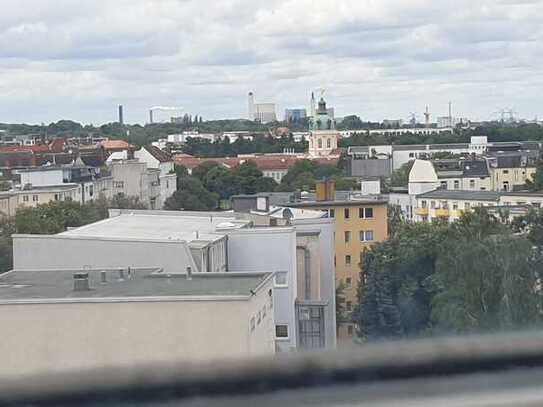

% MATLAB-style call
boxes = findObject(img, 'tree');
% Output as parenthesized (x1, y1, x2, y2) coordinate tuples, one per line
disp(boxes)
(390, 161, 414, 187)
(358, 250, 403, 341)
(431, 234, 542, 334)
(164, 176, 218, 210)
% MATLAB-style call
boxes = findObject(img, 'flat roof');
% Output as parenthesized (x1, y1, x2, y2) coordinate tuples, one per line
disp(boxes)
(0, 269, 272, 302)
(417, 190, 500, 201)
(60, 213, 250, 242)
(287, 199, 388, 208)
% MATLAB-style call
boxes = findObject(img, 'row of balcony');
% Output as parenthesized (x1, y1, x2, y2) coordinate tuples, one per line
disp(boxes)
(415, 208, 464, 218)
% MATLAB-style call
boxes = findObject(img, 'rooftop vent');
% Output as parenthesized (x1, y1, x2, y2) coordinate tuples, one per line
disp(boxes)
(73, 272, 90, 292)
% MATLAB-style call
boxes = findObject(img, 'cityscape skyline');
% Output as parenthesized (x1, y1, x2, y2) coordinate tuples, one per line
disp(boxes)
(1, 0, 542, 124)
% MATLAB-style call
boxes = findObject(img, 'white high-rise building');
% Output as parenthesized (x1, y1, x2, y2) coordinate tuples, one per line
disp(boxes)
(248, 92, 277, 123)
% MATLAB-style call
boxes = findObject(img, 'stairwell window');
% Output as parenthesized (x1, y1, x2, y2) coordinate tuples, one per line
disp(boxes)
(275, 325, 289, 339)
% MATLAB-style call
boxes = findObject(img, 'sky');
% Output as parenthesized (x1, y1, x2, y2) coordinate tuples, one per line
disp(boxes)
(1, 0, 542, 125)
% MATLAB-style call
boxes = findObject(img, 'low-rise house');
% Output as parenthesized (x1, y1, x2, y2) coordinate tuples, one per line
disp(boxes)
(0, 268, 275, 378)
(413, 190, 543, 223)
(108, 159, 175, 209)
(134, 146, 177, 206)
(487, 151, 537, 192)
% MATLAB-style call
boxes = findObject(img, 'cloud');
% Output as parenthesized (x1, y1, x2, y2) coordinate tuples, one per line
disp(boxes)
(0, 0, 542, 124)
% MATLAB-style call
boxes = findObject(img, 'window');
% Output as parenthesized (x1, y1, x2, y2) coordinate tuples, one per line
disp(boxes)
(421, 200, 427, 208)
(318, 139, 322, 149)
(54, 194, 59, 201)
(329, 209, 335, 218)
(430, 201, 435, 209)
(23, 195, 29, 202)
(345, 255, 351, 265)
(453, 202, 458, 210)
(113, 181, 124, 189)
(346, 301, 352, 312)
(275, 325, 289, 338)
(32, 195, 38, 202)
(409, 153, 414, 158)
(346, 277, 352, 289)
(503, 170, 509, 174)
(470, 180, 475, 189)
(359, 207, 374, 219)
(344, 231, 351, 243)
(465, 202, 471, 210)
(344, 208, 350, 219)
(326, 138, 331, 148)
(89, 185, 94, 197)
(275, 271, 288, 287)
(347, 325, 354, 335)
(454, 180, 459, 190)
(440, 181, 447, 189)
(360, 230, 374, 241)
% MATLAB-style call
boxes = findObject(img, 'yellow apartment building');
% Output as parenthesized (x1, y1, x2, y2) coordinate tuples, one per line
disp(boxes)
(288, 181, 388, 343)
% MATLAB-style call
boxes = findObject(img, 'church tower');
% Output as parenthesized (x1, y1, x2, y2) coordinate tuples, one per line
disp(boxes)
(308, 97, 339, 157)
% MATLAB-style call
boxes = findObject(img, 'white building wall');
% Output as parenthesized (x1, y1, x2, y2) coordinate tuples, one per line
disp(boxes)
(0, 289, 274, 378)
(226, 228, 298, 352)
(20, 169, 64, 187)
(12, 235, 198, 274)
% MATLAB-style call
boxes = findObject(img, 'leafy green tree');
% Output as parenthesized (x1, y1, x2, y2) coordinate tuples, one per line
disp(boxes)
(390, 161, 414, 187)
(431, 234, 542, 334)
(164, 177, 218, 210)
(512, 208, 543, 245)
(192, 161, 221, 181)
(204, 166, 241, 200)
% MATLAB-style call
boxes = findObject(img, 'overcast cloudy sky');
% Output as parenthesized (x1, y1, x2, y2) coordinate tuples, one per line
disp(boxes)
(1, 0, 542, 124)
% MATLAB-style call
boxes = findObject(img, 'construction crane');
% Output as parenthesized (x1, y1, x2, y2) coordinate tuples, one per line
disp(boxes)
(149, 106, 184, 124)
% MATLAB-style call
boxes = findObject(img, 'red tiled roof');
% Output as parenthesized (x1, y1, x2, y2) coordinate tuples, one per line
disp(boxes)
(144, 145, 173, 163)
(0, 138, 65, 154)
(100, 140, 134, 150)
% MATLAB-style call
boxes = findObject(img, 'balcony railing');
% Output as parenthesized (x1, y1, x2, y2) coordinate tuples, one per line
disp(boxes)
(415, 207, 429, 216)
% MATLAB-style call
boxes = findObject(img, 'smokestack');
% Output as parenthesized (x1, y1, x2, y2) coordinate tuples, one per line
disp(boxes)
(186, 266, 193, 280)
(149, 109, 154, 124)
(118, 105, 124, 125)
(73, 272, 90, 292)
(248, 92, 255, 121)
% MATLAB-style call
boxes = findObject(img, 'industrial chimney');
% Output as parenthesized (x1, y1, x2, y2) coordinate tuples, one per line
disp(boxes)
(118, 105, 124, 125)
(248, 92, 255, 121)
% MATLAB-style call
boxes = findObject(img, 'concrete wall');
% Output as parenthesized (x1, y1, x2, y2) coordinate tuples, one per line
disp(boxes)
(0, 288, 274, 378)
(226, 228, 297, 352)
(12, 235, 198, 274)
(20, 169, 63, 187)
(347, 158, 391, 178)
(109, 161, 147, 202)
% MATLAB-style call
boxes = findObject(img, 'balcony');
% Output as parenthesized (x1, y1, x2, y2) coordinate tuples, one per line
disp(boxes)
(415, 207, 428, 216)
(435, 208, 450, 218)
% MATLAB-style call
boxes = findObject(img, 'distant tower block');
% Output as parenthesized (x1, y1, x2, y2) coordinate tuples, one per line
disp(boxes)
(149, 109, 154, 124)
(248, 92, 255, 121)
(118, 105, 124, 125)
(424, 106, 430, 128)
(310, 92, 316, 118)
